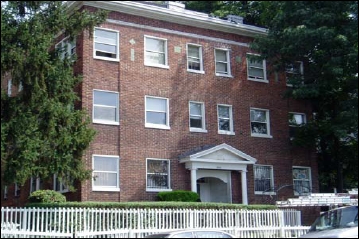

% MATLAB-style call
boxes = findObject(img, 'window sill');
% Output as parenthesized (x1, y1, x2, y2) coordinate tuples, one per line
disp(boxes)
(216, 73, 233, 78)
(187, 69, 205, 74)
(145, 124, 171, 130)
(218, 131, 235, 136)
(93, 120, 120, 126)
(248, 78, 269, 83)
(92, 188, 120, 192)
(146, 188, 172, 192)
(190, 128, 208, 133)
(144, 63, 169, 69)
(93, 56, 119, 62)
(251, 134, 273, 138)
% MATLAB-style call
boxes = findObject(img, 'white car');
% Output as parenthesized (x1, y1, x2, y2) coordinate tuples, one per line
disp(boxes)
(144, 229, 236, 238)
(300, 205, 358, 238)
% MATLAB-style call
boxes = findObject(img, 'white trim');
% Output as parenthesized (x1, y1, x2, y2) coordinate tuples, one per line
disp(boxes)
(67, 2, 267, 38)
(186, 44, 204, 73)
(93, 27, 120, 62)
(107, 19, 250, 48)
(7, 79, 12, 96)
(215, 48, 232, 77)
(246, 53, 268, 83)
(217, 104, 235, 135)
(92, 154, 120, 192)
(146, 158, 171, 192)
(189, 101, 207, 133)
(93, 89, 120, 125)
(145, 95, 170, 130)
(250, 108, 272, 138)
(144, 35, 168, 68)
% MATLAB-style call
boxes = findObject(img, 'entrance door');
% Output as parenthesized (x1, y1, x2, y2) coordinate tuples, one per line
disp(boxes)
(197, 177, 229, 203)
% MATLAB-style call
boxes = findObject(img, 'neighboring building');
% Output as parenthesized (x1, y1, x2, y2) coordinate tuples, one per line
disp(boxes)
(2, 1, 318, 210)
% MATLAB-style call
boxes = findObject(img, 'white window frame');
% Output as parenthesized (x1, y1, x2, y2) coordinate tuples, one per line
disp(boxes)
(250, 108, 272, 138)
(254, 165, 275, 195)
(53, 174, 69, 193)
(217, 104, 235, 135)
(55, 36, 76, 60)
(144, 35, 168, 69)
(247, 53, 267, 83)
(93, 89, 119, 125)
(189, 101, 207, 133)
(146, 158, 171, 192)
(187, 44, 204, 74)
(286, 61, 304, 87)
(92, 155, 120, 192)
(215, 48, 232, 77)
(30, 176, 41, 194)
(4, 186, 8, 200)
(7, 79, 12, 96)
(93, 27, 119, 62)
(145, 96, 170, 130)
(14, 183, 20, 197)
(292, 166, 312, 196)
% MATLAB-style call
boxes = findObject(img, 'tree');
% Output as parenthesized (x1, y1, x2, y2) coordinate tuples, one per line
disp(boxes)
(250, 1, 358, 193)
(1, 1, 107, 189)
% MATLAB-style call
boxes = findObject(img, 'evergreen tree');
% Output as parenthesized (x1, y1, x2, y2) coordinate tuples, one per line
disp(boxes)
(1, 1, 107, 189)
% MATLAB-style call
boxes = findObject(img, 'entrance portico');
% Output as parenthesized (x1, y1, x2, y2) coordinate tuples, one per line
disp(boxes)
(179, 143, 257, 205)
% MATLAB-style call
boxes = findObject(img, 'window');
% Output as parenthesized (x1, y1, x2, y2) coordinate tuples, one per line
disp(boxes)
(55, 37, 76, 60)
(4, 186, 8, 200)
(92, 155, 120, 191)
(189, 101, 206, 132)
(250, 108, 271, 137)
(146, 158, 170, 191)
(289, 112, 306, 140)
(93, 90, 119, 125)
(215, 49, 231, 76)
(247, 54, 267, 82)
(285, 61, 303, 86)
(14, 183, 20, 197)
(30, 177, 42, 194)
(145, 96, 170, 129)
(254, 165, 274, 194)
(187, 44, 204, 73)
(53, 174, 69, 193)
(293, 167, 311, 195)
(217, 104, 234, 135)
(94, 28, 119, 61)
(144, 36, 168, 68)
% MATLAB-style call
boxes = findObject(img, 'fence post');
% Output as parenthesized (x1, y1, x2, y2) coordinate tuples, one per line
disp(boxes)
(279, 210, 285, 238)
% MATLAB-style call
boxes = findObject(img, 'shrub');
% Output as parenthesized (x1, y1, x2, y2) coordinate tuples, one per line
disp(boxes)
(28, 190, 66, 203)
(157, 190, 200, 202)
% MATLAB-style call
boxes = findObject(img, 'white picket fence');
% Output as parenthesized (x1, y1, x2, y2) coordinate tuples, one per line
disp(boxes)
(1, 207, 310, 238)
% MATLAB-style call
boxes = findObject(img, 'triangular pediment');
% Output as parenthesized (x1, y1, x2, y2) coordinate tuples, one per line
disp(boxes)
(180, 143, 256, 164)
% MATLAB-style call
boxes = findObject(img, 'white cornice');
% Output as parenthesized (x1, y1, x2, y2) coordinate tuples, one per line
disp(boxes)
(66, 1, 267, 38)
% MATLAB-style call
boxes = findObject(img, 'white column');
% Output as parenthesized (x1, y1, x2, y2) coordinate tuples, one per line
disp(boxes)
(190, 168, 197, 192)
(241, 170, 248, 205)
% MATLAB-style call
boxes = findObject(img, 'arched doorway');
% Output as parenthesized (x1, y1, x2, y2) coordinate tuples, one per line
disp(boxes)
(197, 176, 230, 203)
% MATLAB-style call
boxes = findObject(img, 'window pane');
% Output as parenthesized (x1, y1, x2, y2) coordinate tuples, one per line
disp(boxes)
(190, 117, 202, 128)
(216, 50, 227, 62)
(95, 43, 116, 54)
(148, 160, 168, 173)
(218, 106, 229, 118)
(248, 67, 264, 78)
(146, 98, 167, 111)
(93, 172, 117, 187)
(146, 38, 164, 52)
(289, 114, 305, 125)
(95, 29, 117, 44)
(145, 52, 165, 65)
(251, 110, 266, 122)
(147, 112, 166, 125)
(188, 45, 200, 58)
(219, 119, 230, 131)
(147, 174, 168, 188)
(293, 168, 309, 179)
(248, 58, 263, 68)
(251, 122, 268, 134)
(94, 157, 117, 171)
(94, 106, 116, 121)
(190, 103, 202, 115)
(216, 62, 228, 73)
(94, 91, 118, 106)
(188, 61, 200, 70)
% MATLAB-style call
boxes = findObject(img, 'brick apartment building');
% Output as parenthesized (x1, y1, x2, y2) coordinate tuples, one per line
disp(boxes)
(2, 1, 319, 208)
